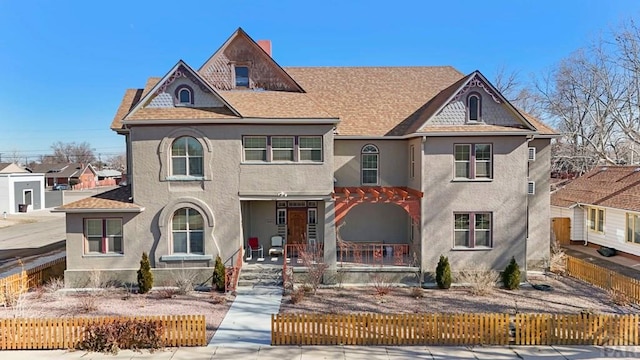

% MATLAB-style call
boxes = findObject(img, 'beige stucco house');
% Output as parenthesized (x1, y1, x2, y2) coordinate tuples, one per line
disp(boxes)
(58, 28, 556, 286)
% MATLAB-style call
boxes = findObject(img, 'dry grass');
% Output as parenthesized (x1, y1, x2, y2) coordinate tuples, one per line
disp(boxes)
(549, 241, 567, 275)
(371, 274, 392, 296)
(455, 266, 500, 296)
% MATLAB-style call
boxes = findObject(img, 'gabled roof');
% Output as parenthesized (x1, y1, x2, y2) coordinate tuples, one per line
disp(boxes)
(395, 71, 542, 135)
(551, 166, 640, 212)
(56, 185, 144, 212)
(199, 27, 304, 92)
(29, 163, 95, 178)
(122, 60, 240, 123)
(285, 66, 464, 136)
(0, 163, 28, 173)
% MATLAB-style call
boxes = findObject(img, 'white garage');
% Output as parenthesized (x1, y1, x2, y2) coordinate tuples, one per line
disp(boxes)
(0, 164, 45, 214)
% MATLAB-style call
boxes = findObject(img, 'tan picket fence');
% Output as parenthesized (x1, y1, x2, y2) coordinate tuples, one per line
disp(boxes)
(0, 315, 206, 350)
(271, 313, 639, 346)
(566, 255, 640, 303)
(0, 257, 66, 305)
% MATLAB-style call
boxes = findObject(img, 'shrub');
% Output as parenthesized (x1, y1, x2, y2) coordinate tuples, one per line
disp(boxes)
(435, 255, 452, 289)
(299, 249, 328, 294)
(455, 265, 499, 296)
(77, 293, 98, 313)
(77, 319, 164, 354)
(371, 274, 392, 296)
(137, 252, 153, 294)
(290, 287, 305, 304)
(44, 277, 65, 293)
(410, 286, 424, 299)
(212, 255, 226, 292)
(502, 257, 521, 290)
(608, 289, 631, 306)
(172, 270, 197, 295)
(549, 241, 567, 274)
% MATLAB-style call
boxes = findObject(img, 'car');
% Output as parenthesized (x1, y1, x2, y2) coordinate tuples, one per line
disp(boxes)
(52, 184, 69, 191)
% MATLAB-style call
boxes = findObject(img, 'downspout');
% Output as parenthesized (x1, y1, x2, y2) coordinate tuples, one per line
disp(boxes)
(524, 135, 534, 278)
(576, 203, 588, 246)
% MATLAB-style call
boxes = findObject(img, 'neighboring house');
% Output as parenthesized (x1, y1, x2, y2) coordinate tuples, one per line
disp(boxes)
(30, 163, 98, 189)
(551, 166, 640, 258)
(96, 169, 123, 186)
(57, 28, 556, 286)
(0, 163, 45, 214)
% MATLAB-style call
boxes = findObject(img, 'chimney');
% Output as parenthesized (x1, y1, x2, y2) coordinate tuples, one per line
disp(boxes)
(257, 40, 272, 57)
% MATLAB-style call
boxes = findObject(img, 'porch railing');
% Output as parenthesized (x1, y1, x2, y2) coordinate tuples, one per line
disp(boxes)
(285, 243, 412, 267)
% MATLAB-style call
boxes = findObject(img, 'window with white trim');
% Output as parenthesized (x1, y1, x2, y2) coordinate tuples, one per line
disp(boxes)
(299, 136, 322, 162)
(626, 213, 640, 244)
(361, 144, 379, 185)
(308, 208, 317, 224)
(588, 207, 605, 233)
(454, 212, 492, 248)
(171, 137, 203, 176)
(175, 85, 194, 105)
(528, 147, 536, 162)
(276, 209, 287, 225)
(242, 136, 323, 163)
(271, 136, 295, 161)
(235, 66, 249, 87)
(85, 218, 123, 254)
(454, 144, 492, 179)
(172, 208, 204, 254)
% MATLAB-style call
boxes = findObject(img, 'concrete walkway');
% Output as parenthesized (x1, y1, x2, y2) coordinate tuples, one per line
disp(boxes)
(2, 345, 639, 359)
(208, 285, 283, 348)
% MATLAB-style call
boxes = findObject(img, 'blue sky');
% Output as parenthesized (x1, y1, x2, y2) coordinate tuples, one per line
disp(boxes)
(1, 1, 639, 162)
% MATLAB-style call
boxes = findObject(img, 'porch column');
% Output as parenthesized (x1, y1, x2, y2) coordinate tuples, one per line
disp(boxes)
(323, 199, 337, 284)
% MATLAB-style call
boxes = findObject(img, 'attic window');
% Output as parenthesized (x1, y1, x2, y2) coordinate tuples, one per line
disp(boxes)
(175, 85, 194, 105)
(235, 66, 249, 87)
(467, 93, 481, 122)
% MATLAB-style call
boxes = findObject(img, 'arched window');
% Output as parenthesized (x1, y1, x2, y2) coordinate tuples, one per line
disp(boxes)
(175, 85, 194, 105)
(171, 137, 203, 176)
(171, 208, 204, 254)
(361, 144, 379, 185)
(467, 93, 481, 122)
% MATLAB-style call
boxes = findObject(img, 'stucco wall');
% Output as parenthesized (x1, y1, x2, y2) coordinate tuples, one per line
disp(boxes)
(407, 138, 423, 191)
(0, 176, 10, 214)
(334, 139, 408, 187)
(526, 138, 551, 270)
(421, 135, 529, 274)
(107, 123, 335, 272)
(340, 203, 409, 244)
(14, 180, 43, 211)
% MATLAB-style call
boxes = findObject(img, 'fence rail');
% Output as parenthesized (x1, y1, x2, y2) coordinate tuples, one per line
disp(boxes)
(0, 257, 66, 302)
(272, 313, 638, 346)
(566, 255, 640, 303)
(0, 315, 206, 350)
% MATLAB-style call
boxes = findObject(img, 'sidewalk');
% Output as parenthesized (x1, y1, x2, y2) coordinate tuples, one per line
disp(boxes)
(1, 345, 639, 359)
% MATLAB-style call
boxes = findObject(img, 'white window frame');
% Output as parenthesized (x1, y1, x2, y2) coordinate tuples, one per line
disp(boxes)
(271, 136, 295, 162)
(299, 136, 323, 162)
(234, 65, 250, 88)
(171, 136, 204, 177)
(454, 143, 492, 180)
(276, 208, 287, 225)
(361, 144, 379, 185)
(171, 208, 204, 255)
(626, 213, 640, 244)
(243, 136, 268, 162)
(528, 147, 536, 162)
(453, 212, 492, 249)
(588, 207, 605, 233)
(527, 181, 535, 195)
(467, 93, 482, 122)
(307, 208, 318, 225)
(178, 88, 192, 104)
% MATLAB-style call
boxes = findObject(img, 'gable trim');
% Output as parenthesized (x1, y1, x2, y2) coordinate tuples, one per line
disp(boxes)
(197, 27, 305, 93)
(415, 71, 537, 132)
(123, 60, 241, 120)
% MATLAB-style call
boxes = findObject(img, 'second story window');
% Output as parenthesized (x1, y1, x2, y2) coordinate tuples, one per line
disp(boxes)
(175, 85, 194, 105)
(171, 137, 203, 177)
(242, 136, 323, 163)
(454, 144, 492, 180)
(235, 66, 249, 87)
(467, 93, 481, 122)
(361, 144, 379, 185)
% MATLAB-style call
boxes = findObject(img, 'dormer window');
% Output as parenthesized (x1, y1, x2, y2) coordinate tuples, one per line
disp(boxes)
(175, 85, 194, 105)
(467, 93, 481, 122)
(235, 66, 249, 87)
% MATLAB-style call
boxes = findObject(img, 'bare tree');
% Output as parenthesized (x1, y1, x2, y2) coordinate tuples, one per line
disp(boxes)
(105, 153, 126, 172)
(3, 149, 24, 165)
(48, 141, 96, 164)
(493, 66, 543, 117)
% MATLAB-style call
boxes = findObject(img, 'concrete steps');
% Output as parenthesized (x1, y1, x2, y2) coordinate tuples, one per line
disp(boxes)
(236, 263, 283, 289)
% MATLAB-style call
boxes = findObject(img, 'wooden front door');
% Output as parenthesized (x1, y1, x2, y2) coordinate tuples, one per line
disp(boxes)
(552, 217, 571, 245)
(288, 210, 307, 245)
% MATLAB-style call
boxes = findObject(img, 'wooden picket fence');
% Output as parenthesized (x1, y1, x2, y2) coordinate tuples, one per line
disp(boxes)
(566, 255, 640, 303)
(271, 313, 639, 346)
(0, 315, 206, 350)
(0, 257, 66, 305)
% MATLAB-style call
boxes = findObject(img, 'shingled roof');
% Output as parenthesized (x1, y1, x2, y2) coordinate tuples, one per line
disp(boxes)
(551, 166, 640, 212)
(57, 185, 143, 212)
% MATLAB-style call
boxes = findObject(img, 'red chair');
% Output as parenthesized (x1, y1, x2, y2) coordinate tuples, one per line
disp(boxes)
(246, 237, 263, 260)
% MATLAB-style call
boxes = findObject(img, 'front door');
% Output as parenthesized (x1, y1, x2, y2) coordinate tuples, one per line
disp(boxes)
(288, 209, 307, 245)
